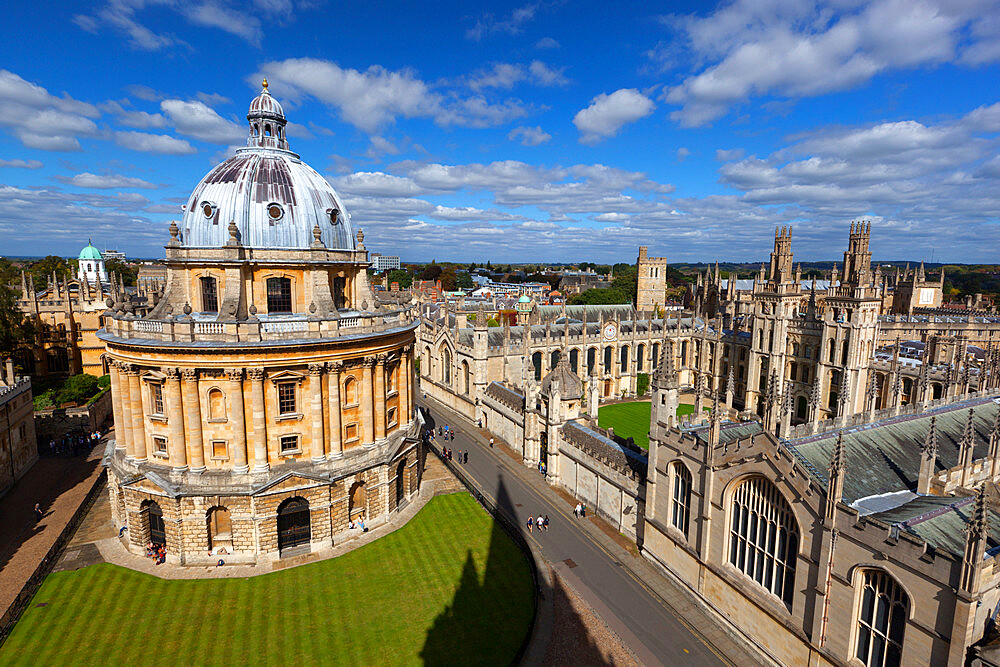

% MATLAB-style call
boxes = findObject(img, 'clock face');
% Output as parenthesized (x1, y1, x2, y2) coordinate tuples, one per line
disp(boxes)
(603, 322, 617, 341)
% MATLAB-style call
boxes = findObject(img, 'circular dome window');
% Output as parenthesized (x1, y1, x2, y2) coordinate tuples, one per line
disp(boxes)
(328, 208, 340, 225)
(267, 203, 284, 221)
(201, 201, 216, 218)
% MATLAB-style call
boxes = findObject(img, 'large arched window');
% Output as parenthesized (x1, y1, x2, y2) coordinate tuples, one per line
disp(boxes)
(532, 352, 542, 381)
(550, 349, 560, 370)
(266, 277, 292, 313)
(569, 348, 579, 374)
(343, 376, 358, 405)
(728, 476, 798, 606)
(855, 570, 908, 667)
(587, 348, 596, 375)
(462, 361, 470, 395)
(637, 343, 645, 372)
(441, 346, 452, 385)
(670, 462, 692, 538)
(620, 345, 629, 373)
(603, 346, 612, 371)
(208, 388, 226, 421)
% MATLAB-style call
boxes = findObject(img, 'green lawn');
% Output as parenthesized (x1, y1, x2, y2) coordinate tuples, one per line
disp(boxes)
(2, 493, 533, 666)
(598, 402, 708, 450)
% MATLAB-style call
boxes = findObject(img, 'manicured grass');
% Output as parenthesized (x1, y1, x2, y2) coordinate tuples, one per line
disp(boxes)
(598, 402, 709, 450)
(2, 493, 534, 666)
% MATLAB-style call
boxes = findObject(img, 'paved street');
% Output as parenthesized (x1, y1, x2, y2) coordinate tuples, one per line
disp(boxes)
(419, 397, 748, 667)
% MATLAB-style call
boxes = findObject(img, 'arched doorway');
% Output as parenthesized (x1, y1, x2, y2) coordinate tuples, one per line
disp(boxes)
(277, 497, 311, 553)
(395, 460, 406, 506)
(207, 507, 233, 551)
(146, 501, 165, 546)
(796, 395, 808, 420)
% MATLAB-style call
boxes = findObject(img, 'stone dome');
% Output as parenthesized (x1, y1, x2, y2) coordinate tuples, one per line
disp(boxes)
(541, 355, 582, 399)
(178, 82, 355, 250)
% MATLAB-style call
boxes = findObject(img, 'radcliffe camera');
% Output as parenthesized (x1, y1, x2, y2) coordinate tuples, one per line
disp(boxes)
(1, 2, 999, 666)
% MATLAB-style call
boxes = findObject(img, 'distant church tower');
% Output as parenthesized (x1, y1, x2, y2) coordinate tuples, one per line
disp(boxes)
(77, 241, 108, 285)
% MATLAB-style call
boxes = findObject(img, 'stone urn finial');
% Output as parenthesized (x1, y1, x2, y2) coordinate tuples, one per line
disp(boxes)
(167, 220, 181, 246)
(310, 224, 325, 249)
(356, 228, 365, 250)
(226, 220, 241, 246)
(183, 302, 192, 315)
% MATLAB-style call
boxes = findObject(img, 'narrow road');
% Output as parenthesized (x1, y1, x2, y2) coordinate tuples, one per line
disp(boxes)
(419, 399, 729, 667)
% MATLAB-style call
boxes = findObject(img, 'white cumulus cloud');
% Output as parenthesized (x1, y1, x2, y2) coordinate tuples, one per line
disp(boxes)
(573, 89, 655, 144)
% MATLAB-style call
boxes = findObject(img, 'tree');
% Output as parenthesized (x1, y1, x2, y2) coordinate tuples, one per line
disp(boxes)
(28, 255, 72, 289)
(386, 269, 413, 289)
(420, 262, 442, 281)
(0, 283, 34, 362)
(105, 259, 137, 286)
(55, 373, 101, 405)
(456, 272, 474, 289)
(439, 266, 457, 291)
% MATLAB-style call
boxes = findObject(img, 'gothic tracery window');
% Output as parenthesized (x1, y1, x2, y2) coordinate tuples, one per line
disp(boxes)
(855, 570, 908, 667)
(728, 476, 798, 607)
(671, 462, 692, 537)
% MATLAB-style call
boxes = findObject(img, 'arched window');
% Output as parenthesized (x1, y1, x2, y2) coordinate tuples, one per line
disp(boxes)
(569, 348, 579, 374)
(207, 388, 226, 421)
(142, 500, 165, 546)
(550, 349, 560, 370)
(277, 497, 310, 552)
(829, 339, 836, 362)
(586, 348, 596, 375)
(343, 376, 358, 405)
(855, 570, 908, 667)
(266, 277, 292, 313)
(652, 342, 660, 366)
(637, 344, 645, 372)
(200, 276, 218, 313)
(620, 346, 629, 373)
(264, 123, 272, 137)
(441, 346, 452, 385)
(842, 340, 849, 365)
(532, 352, 542, 381)
(671, 462, 692, 537)
(728, 476, 798, 606)
(797, 395, 808, 419)
(462, 361, 470, 394)
(603, 346, 612, 371)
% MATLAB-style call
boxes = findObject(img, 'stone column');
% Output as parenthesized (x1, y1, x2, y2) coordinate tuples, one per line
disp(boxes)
(309, 363, 326, 461)
(374, 354, 387, 441)
(181, 368, 205, 472)
(248, 368, 268, 472)
(328, 362, 343, 458)
(127, 365, 147, 461)
(362, 357, 375, 446)
(227, 368, 248, 473)
(164, 367, 187, 470)
(109, 360, 129, 453)
(400, 348, 411, 423)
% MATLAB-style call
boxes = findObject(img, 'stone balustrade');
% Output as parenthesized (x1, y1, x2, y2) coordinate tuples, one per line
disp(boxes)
(100, 306, 415, 344)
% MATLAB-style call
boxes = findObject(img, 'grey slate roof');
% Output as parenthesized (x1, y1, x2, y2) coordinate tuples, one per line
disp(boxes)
(786, 396, 1000, 503)
(867, 495, 1000, 557)
(562, 420, 647, 480)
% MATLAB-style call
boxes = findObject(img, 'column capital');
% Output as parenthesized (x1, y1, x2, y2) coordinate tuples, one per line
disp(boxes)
(164, 366, 180, 380)
(122, 363, 140, 376)
(308, 363, 325, 376)
(328, 361, 344, 374)
(181, 367, 199, 382)
(247, 367, 265, 381)
(226, 368, 244, 381)
(374, 353, 388, 366)
(363, 356, 378, 369)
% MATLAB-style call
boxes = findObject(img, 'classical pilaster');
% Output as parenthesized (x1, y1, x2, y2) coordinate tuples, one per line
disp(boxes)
(401, 345, 412, 422)
(108, 359, 127, 452)
(126, 365, 147, 461)
(227, 368, 248, 473)
(328, 362, 343, 458)
(164, 367, 187, 470)
(248, 368, 268, 472)
(309, 363, 326, 461)
(374, 354, 387, 441)
(181, 368, 205, 472)
(361, 357, 375, 446)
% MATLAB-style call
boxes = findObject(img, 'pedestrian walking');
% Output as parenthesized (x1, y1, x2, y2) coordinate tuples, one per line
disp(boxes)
(450, 431, 455, 442)
(33, 503, 42, 521)
(489, 437, 494, 448)
(543, 515, 549, 531)
(463, 450, 468, 464)
(574, 503, 582, 518)
(458, 449, 463, 463)
(527, 515, 534, 533)
(537, 515, 543, 531)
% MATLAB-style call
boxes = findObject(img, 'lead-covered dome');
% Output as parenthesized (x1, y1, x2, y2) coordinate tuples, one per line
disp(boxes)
(179, 82, 355, 250)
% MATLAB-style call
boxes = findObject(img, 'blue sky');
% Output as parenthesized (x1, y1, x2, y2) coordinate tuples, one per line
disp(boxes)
(1, 0, 999, 263)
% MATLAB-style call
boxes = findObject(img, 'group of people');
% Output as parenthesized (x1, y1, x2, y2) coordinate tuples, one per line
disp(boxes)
(349, 515, 368, 533)
(442, 447, 468, 464)
(574, 502, 587, 518)
(145, 542, 166, 565)
(46, 430, 102, 458)
(526, 514, 550, 533)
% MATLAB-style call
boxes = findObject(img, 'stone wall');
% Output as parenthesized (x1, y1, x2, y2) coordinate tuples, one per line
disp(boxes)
(0, 378, 38, 498)
(34, 388, 112, 443)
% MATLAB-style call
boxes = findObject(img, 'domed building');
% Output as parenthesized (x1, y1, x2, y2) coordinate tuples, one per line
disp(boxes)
(77, 241, 109, 285)
(99, 81, 421, 563)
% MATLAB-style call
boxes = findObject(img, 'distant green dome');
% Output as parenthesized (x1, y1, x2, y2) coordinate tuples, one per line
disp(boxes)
(79, 242, 103, 261)
(517, 295, 532, 303)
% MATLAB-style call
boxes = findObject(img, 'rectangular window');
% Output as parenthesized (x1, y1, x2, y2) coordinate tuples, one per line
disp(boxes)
(266, 277, 293, 313)
(211, 440, 228, 459)
(278, 381, 296, 414)
(200, 276, 218, 313)
(344, 423, 358, 441)
(387, 407, 397, 427)
(280, 435, 298, 452)
(153, 436, 167, 454)
(150, 382, 164, 415)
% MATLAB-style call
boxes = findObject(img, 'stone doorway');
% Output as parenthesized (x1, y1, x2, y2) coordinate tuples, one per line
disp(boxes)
(277, 497, 310, 554)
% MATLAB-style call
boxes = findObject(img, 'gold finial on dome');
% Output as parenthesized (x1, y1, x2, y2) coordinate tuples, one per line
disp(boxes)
(262, 77, 269, 91)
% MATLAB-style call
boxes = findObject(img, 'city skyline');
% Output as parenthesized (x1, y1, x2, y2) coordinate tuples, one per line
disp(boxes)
(1, 0, 999, 262)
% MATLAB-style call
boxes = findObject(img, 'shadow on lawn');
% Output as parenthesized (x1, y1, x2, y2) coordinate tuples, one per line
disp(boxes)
(419, 474, 619, 665)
